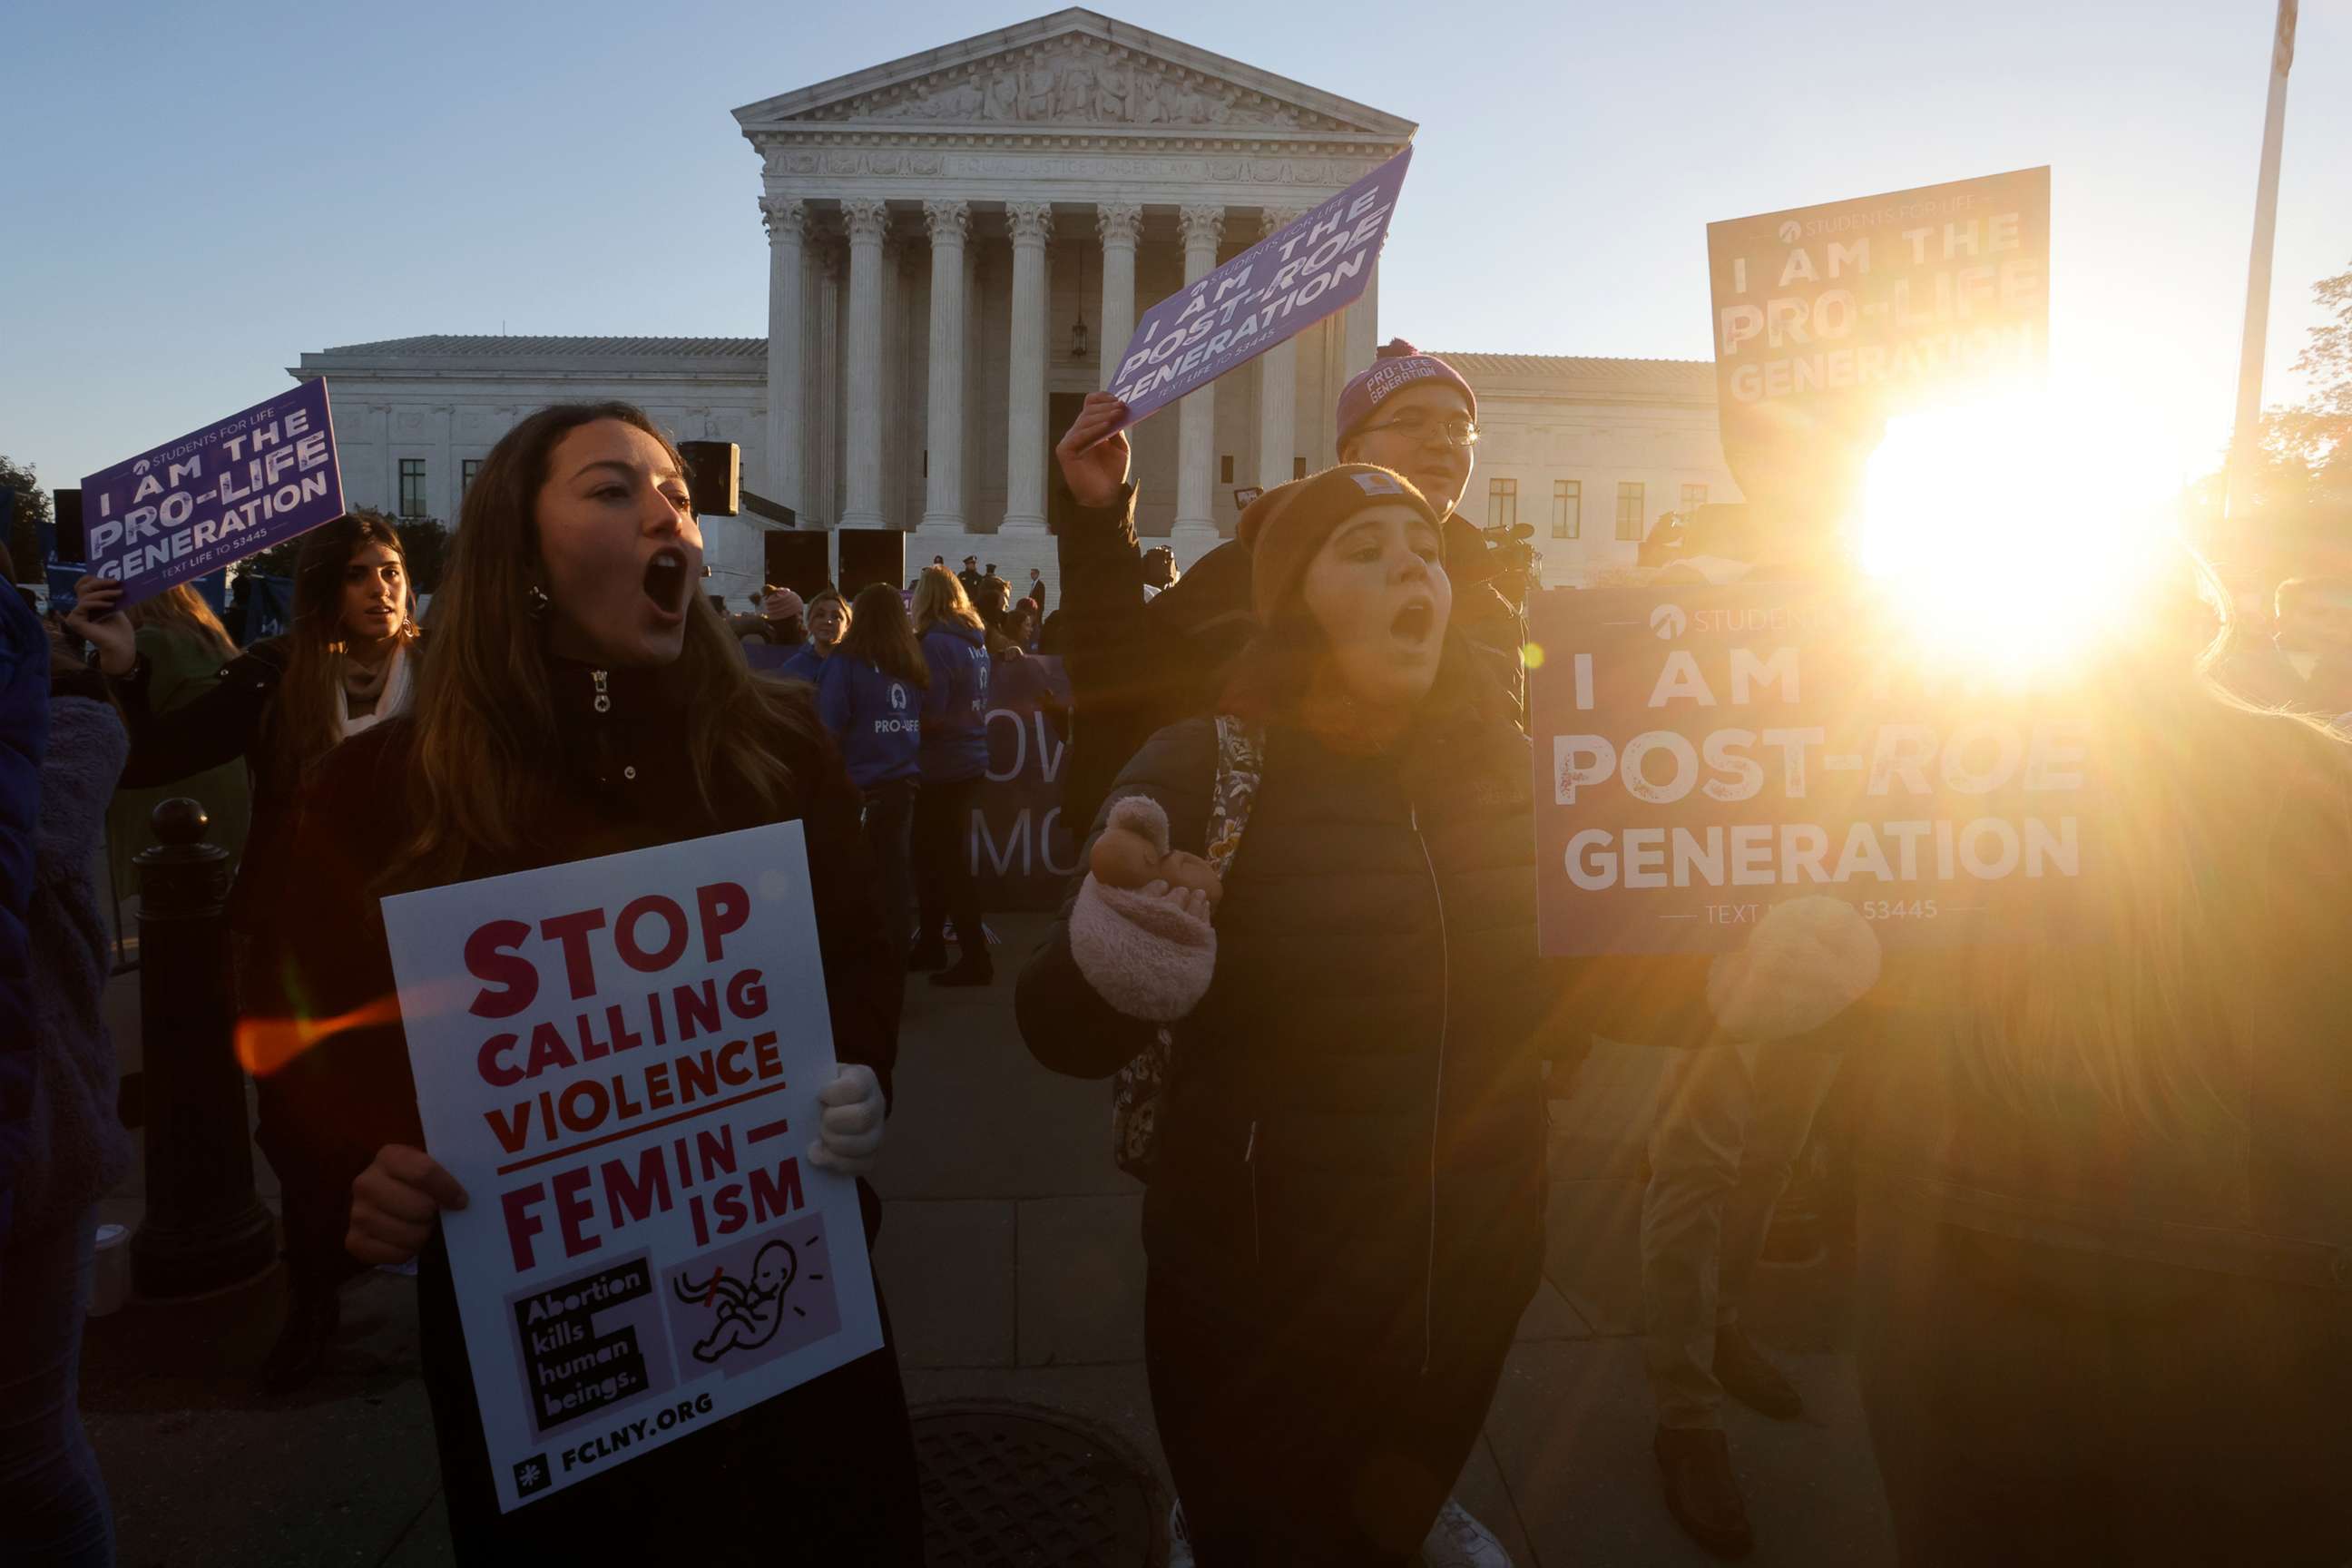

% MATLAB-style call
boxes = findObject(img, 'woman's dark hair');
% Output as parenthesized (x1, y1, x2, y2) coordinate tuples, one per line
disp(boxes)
(268, 512, 415, 792)
(402, 401, 828, 880)
(972, 576, 1012, 627)
(837, 583, 928, 687)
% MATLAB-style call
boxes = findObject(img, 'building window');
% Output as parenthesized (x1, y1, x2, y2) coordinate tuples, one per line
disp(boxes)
(1615, 481, 1645, 542)
(1486, 477, 1517, 531)
(1553, 480, 1581, 540)
(399, 459, 428, 519)
(1220, 455, 1234, 485)
(1680, 483, 1708, 516)
(461, 458, 482, 498)
(1292, 456, 1307, 480)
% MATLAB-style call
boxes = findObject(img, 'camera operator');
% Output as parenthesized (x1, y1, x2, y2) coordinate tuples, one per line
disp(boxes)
(1055, 339, 1524, 831)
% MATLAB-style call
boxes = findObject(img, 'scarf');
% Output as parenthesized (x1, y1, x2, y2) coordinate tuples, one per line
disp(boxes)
(337, 641, 413, 739)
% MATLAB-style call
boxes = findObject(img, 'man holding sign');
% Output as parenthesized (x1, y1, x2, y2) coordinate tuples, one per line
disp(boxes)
(1526, 167, 2055, 1559)
(269, 404, 920, 1559)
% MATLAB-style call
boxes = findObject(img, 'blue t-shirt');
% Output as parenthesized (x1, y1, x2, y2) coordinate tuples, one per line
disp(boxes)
(918, 622, 992, 784)
(815, 654, 922, 789)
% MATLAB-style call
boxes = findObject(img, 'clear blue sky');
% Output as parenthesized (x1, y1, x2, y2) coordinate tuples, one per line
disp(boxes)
(5, 0, 2347, 496)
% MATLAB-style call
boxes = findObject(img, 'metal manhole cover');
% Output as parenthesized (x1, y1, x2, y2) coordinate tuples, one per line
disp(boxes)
(914, 1400, 1159, 1567)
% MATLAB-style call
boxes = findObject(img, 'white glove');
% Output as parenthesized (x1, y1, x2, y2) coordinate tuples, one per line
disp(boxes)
(807, 1063, 886, 1176)
(1706, 895, 1882, 1043)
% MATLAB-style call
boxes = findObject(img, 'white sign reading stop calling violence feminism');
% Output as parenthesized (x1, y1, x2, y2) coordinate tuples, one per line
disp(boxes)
(380, 824, 881, 1513)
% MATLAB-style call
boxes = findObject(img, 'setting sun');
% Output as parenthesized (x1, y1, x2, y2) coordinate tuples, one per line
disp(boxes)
(1856, 394, 2174, 679)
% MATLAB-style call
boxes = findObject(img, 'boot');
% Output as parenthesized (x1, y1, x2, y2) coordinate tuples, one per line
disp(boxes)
(928, 949, 994, 987)
(1653, 1426, 1754, 1559)
(1714, 1324, 1803, 1420)
(906, 936, 949, 973)
(257, 1281, 341, 1396)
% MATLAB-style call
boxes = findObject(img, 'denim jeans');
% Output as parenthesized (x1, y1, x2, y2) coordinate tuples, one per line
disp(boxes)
(1640, 1040, 1842, 1430)
(0, 1207, 115, 1566)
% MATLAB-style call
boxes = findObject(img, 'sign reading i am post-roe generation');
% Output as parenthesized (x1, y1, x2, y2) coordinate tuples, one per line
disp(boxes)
(379, 824, 882, 1513)
(1526, 583, 2098, 956)
(1107, 145, 1411, 428)
(1706, 168, 2050, 459)
(80, 377, 344, 607)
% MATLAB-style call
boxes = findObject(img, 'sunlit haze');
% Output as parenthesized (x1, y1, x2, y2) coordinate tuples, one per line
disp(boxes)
(1859, 393, 2176, 677)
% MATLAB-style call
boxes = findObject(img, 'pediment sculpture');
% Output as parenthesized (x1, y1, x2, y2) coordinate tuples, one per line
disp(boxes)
(800, 41, 1349, 132)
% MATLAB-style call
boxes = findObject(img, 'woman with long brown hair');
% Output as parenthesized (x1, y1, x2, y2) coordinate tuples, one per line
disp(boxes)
(273, 402, 919, 1561)
(64, 513, 421, 1393)
(815, 581, 928, 972)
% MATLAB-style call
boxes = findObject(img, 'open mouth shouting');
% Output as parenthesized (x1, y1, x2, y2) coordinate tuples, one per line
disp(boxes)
(642, 547, 691, 622)
(1391, 594, 1437, 652)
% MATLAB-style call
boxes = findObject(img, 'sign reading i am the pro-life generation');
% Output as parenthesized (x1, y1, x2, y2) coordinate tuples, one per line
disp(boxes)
(1526, 583, 2098, 956)
(80, 378, 344, 607)
(380, 824, 883, 1513)
(1107, 146, 1412, 428)
(1706, 167, 2050, 464)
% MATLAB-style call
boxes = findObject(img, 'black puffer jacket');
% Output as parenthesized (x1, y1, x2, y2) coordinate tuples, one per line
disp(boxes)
(1019, 709, 1553, 1371)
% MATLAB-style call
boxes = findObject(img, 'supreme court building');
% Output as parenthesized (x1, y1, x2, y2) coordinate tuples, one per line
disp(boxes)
(294, 9, 1738, 602)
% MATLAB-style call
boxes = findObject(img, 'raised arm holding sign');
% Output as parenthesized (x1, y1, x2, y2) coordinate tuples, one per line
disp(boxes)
(79, 378, 346, 606)
(1103, 145, 1412, 430)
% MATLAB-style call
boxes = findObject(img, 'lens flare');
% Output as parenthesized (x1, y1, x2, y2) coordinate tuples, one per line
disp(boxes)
(1857, 394, 2171, 681)
(236, 995, 406, 1077)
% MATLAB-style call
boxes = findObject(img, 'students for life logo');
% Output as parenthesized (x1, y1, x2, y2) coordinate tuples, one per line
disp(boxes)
(1650, 603, 1689, 640)
(889, 683, 907, 711)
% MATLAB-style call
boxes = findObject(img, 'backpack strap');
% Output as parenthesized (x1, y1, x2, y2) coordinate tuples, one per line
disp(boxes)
(1204, 714, 1264, 879)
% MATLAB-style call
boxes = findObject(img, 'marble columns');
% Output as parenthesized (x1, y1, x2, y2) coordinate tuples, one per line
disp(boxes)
(838, 197, 889, 527)
(1000, 202, 1054, 535)
(918, 200, 969, 534)
(1171, 204, 1224, 547)
(760, 196, 806, 510)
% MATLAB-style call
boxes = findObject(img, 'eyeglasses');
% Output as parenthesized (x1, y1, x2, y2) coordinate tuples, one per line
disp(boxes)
(1357, 413, 1479, 448)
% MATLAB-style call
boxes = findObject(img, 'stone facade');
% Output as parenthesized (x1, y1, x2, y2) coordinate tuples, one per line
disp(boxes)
(289, 9, 1740, 603)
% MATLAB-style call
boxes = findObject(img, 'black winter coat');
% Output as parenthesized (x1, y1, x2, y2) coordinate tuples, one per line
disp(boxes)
(274, 658, 915, 1560)
(107, 636, 299, 948)
(1019, 705, 1682, 1373)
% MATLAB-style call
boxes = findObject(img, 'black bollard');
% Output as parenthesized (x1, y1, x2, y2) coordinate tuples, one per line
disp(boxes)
(130, 798, 278, 1298)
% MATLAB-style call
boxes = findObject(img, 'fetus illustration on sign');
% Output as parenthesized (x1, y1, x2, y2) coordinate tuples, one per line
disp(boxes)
(671, 1234, 826, 1363)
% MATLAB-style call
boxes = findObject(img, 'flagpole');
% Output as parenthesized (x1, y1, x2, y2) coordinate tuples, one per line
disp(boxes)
(2223, 0, 2298, 522)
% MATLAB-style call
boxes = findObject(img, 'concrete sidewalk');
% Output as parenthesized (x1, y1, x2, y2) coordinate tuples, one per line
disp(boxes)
(82, 916, 1894, 1565)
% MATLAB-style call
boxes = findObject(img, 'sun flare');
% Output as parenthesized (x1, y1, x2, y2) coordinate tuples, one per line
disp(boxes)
(1856, 395, 2172, 680)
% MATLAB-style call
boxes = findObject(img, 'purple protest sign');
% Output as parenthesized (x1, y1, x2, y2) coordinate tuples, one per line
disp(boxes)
(970, 653, 1079, 909)
(81, 378, 343, 606)
(1527, 583, 2101, 956)
(1108, 146, 1413, 428)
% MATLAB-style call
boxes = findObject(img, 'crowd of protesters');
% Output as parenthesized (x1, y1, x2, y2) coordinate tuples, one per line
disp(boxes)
(4, 333, 2348, 1568)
